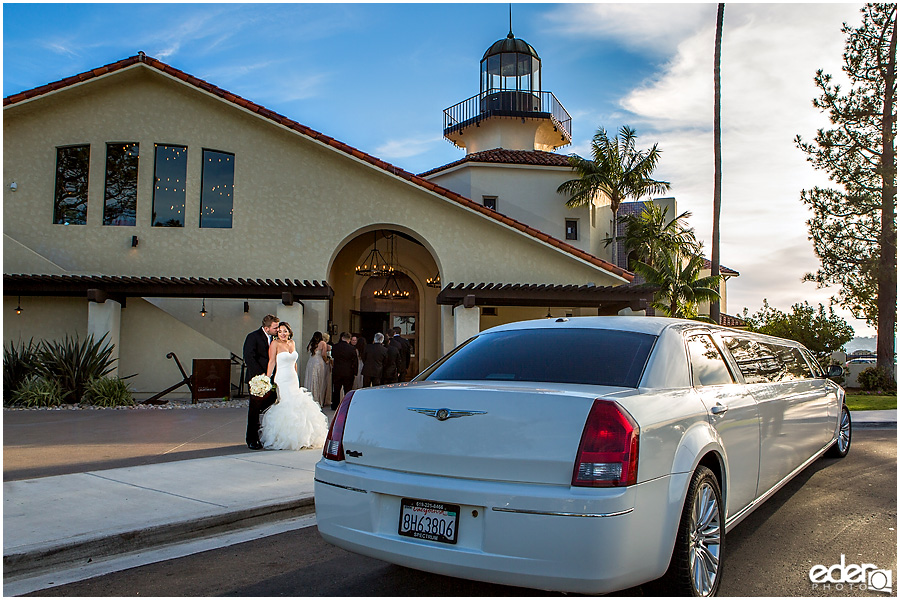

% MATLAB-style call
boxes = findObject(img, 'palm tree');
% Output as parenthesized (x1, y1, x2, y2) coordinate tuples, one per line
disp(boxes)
(620, 203, 700, 270)
(710, 3, 725, 324)
(633, 251, 722, 320)
(557, 125, 671, 267)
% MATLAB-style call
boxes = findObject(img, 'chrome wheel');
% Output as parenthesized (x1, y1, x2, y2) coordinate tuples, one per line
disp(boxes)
(826, 405, 852, 458)
(689, 482, 721, 596)
(837, 408, 851, 453)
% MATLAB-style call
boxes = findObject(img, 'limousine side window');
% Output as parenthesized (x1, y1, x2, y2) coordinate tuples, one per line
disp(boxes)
(686, 334, 734, 387)
(721, 336, 770, 384)
(762, 343, 813, 381)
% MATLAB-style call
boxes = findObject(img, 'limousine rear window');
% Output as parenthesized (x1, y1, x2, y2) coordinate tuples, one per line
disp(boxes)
(420, 329, 656, 388)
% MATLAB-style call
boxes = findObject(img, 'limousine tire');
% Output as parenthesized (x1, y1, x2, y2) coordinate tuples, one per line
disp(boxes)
(825, 405, 851, 458)
(655, 466, 724, 597)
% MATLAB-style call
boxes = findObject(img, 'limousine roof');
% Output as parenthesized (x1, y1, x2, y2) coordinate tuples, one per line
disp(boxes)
(482, 316, 808, 349)
(483, 316, 712, 337)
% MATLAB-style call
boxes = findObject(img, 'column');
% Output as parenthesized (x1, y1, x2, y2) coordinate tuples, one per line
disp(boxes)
(277, 302, 304, 352)
(298, 298, 329, 373)
(440, 304, 456, 356)
(87, 298, 122, 377)
(453, 304, 480, 348)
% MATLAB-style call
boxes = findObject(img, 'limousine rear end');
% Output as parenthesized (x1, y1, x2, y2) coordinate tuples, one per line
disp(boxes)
(314, 316, 850, 596)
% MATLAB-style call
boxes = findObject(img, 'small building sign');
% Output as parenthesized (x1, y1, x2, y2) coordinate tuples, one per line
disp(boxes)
(192, 359, 231, 402)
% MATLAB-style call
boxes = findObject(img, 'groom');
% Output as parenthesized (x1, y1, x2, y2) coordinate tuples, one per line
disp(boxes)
(243, 314, 279, 449)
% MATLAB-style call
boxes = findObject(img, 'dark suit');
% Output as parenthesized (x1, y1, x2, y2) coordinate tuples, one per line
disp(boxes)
(362, 342, 387, 387)
(382, 343, 400, 384)
(390, 335, 411, 381)
(331, 340, 357, 409)
(243, 328, 275, 446)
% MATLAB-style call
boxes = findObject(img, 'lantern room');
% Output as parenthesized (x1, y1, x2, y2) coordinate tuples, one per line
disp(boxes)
(443, 30, 572, 154)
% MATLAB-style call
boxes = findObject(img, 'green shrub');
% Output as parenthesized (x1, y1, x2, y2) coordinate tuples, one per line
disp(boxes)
(857, 366, 896, 392)
(82, 377, 134, 407)
(11, 376, 65, 407)
(36, 334, 116, 404)
(3, 339, 39, 403)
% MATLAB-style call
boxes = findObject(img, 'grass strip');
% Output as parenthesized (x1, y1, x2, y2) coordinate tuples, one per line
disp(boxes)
(844, 394, 897, 411)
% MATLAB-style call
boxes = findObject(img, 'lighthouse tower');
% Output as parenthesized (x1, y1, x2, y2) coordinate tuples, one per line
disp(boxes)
(424, 26, 606, 262)
(442, 28, 571, 154)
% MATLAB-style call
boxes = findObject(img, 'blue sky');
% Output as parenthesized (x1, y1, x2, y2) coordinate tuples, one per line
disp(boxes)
(2, 3, 876, 339)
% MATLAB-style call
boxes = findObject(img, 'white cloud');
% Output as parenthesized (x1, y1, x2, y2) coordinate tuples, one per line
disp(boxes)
(375, 135, 445, 161)
(604, 4, 872, 334)
(545, 4, 715, 56)
(42, 40, 81, 58)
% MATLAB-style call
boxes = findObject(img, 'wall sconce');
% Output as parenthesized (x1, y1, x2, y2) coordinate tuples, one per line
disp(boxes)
(15, 296, 22, 315)
(131, 236, 139, 248)
(10, 182, 17, 192)
(200, 299, 207, 317)
(243, 301, 250, 313)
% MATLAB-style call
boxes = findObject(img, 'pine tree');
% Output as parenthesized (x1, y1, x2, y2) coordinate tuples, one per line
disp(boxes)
(795, 3, 896, 380)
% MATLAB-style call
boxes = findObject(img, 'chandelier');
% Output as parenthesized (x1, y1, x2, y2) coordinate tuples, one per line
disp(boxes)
(372, 233, 409, 299)
(426, 272, 441, 288)
(373, 274, 411, 299)
(355, 230, 392, 277)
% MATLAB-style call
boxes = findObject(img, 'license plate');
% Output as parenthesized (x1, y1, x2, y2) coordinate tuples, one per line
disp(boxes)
(398, 498, 460, 545)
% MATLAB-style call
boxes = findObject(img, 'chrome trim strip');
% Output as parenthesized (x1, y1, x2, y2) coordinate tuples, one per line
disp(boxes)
(725, 438, 833, 533)
(314, 478, 368, 494)
(491, 507, 634, 518)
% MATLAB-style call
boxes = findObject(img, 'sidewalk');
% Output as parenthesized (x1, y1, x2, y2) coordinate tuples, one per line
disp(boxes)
(3, 446, 322, 581)
(3, 407, 895, 586)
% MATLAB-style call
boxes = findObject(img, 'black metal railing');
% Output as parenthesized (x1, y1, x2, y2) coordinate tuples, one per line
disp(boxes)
(443, 89, 572, 140)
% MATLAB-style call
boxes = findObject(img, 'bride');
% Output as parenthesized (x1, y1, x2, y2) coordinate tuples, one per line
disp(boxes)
(259, 322, 329, 450)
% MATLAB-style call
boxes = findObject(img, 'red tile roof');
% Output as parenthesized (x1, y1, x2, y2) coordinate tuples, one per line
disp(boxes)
(419, 148, 572, 177)
(4, 53, 632, 284)
(719, 313, 748, 328)
(702, 258, 740, 276)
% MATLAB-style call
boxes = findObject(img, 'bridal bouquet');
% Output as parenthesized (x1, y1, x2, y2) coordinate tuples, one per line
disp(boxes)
(249, 374, 274, 396)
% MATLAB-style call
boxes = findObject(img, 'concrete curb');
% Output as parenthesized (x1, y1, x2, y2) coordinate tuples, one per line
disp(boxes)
(3, 496, 315, 580)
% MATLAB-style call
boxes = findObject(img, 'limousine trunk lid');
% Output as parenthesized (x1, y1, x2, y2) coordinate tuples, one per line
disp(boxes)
(339, 381, 619, 485)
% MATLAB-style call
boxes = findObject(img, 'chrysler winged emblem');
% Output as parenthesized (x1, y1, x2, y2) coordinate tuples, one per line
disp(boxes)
(408, 407, 487, 421)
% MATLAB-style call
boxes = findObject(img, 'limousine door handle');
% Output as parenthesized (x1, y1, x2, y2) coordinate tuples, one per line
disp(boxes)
(710, 403, 729, 415)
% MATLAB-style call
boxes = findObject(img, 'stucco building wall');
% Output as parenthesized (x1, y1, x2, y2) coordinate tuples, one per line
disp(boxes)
(4, 64, 625, 393)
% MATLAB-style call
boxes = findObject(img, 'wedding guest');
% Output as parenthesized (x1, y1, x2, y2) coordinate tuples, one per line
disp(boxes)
(389, 327, 411, 381)
(324, 331, 334, 402)
(304, 331, 328, 407)
(352, 334, 366, 389)
(331, 332, 357, 410)
(383, 332, 400, 384)
(362, 332, 387, 387)
(242, 314, 279, 450)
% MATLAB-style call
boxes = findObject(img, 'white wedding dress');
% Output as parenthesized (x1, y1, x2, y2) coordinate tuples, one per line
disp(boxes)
(260, 351, 329, 450)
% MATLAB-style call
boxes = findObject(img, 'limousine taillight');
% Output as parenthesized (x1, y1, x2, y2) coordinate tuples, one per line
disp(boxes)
(324, 390, 355, 461)
(572, 399, 639, 487)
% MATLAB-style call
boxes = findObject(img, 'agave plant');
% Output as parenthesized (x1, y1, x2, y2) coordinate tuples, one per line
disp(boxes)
(3, 338, 39, 403)
(82, 377, 134, 407)
(36, 334, 117, 404)
(11, 375, 65, 407)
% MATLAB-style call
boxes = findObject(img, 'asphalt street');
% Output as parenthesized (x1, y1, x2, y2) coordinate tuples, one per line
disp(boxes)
(22, 429, 896, 597)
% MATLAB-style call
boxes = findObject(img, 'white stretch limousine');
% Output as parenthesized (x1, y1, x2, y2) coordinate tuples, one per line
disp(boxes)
(314, 317, 851, 596)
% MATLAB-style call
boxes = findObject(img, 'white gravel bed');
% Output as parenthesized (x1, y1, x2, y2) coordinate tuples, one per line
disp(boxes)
(4, 398, 250, 411)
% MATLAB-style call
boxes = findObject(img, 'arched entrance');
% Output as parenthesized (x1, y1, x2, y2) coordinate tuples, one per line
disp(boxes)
(329, 228, 442, 377)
